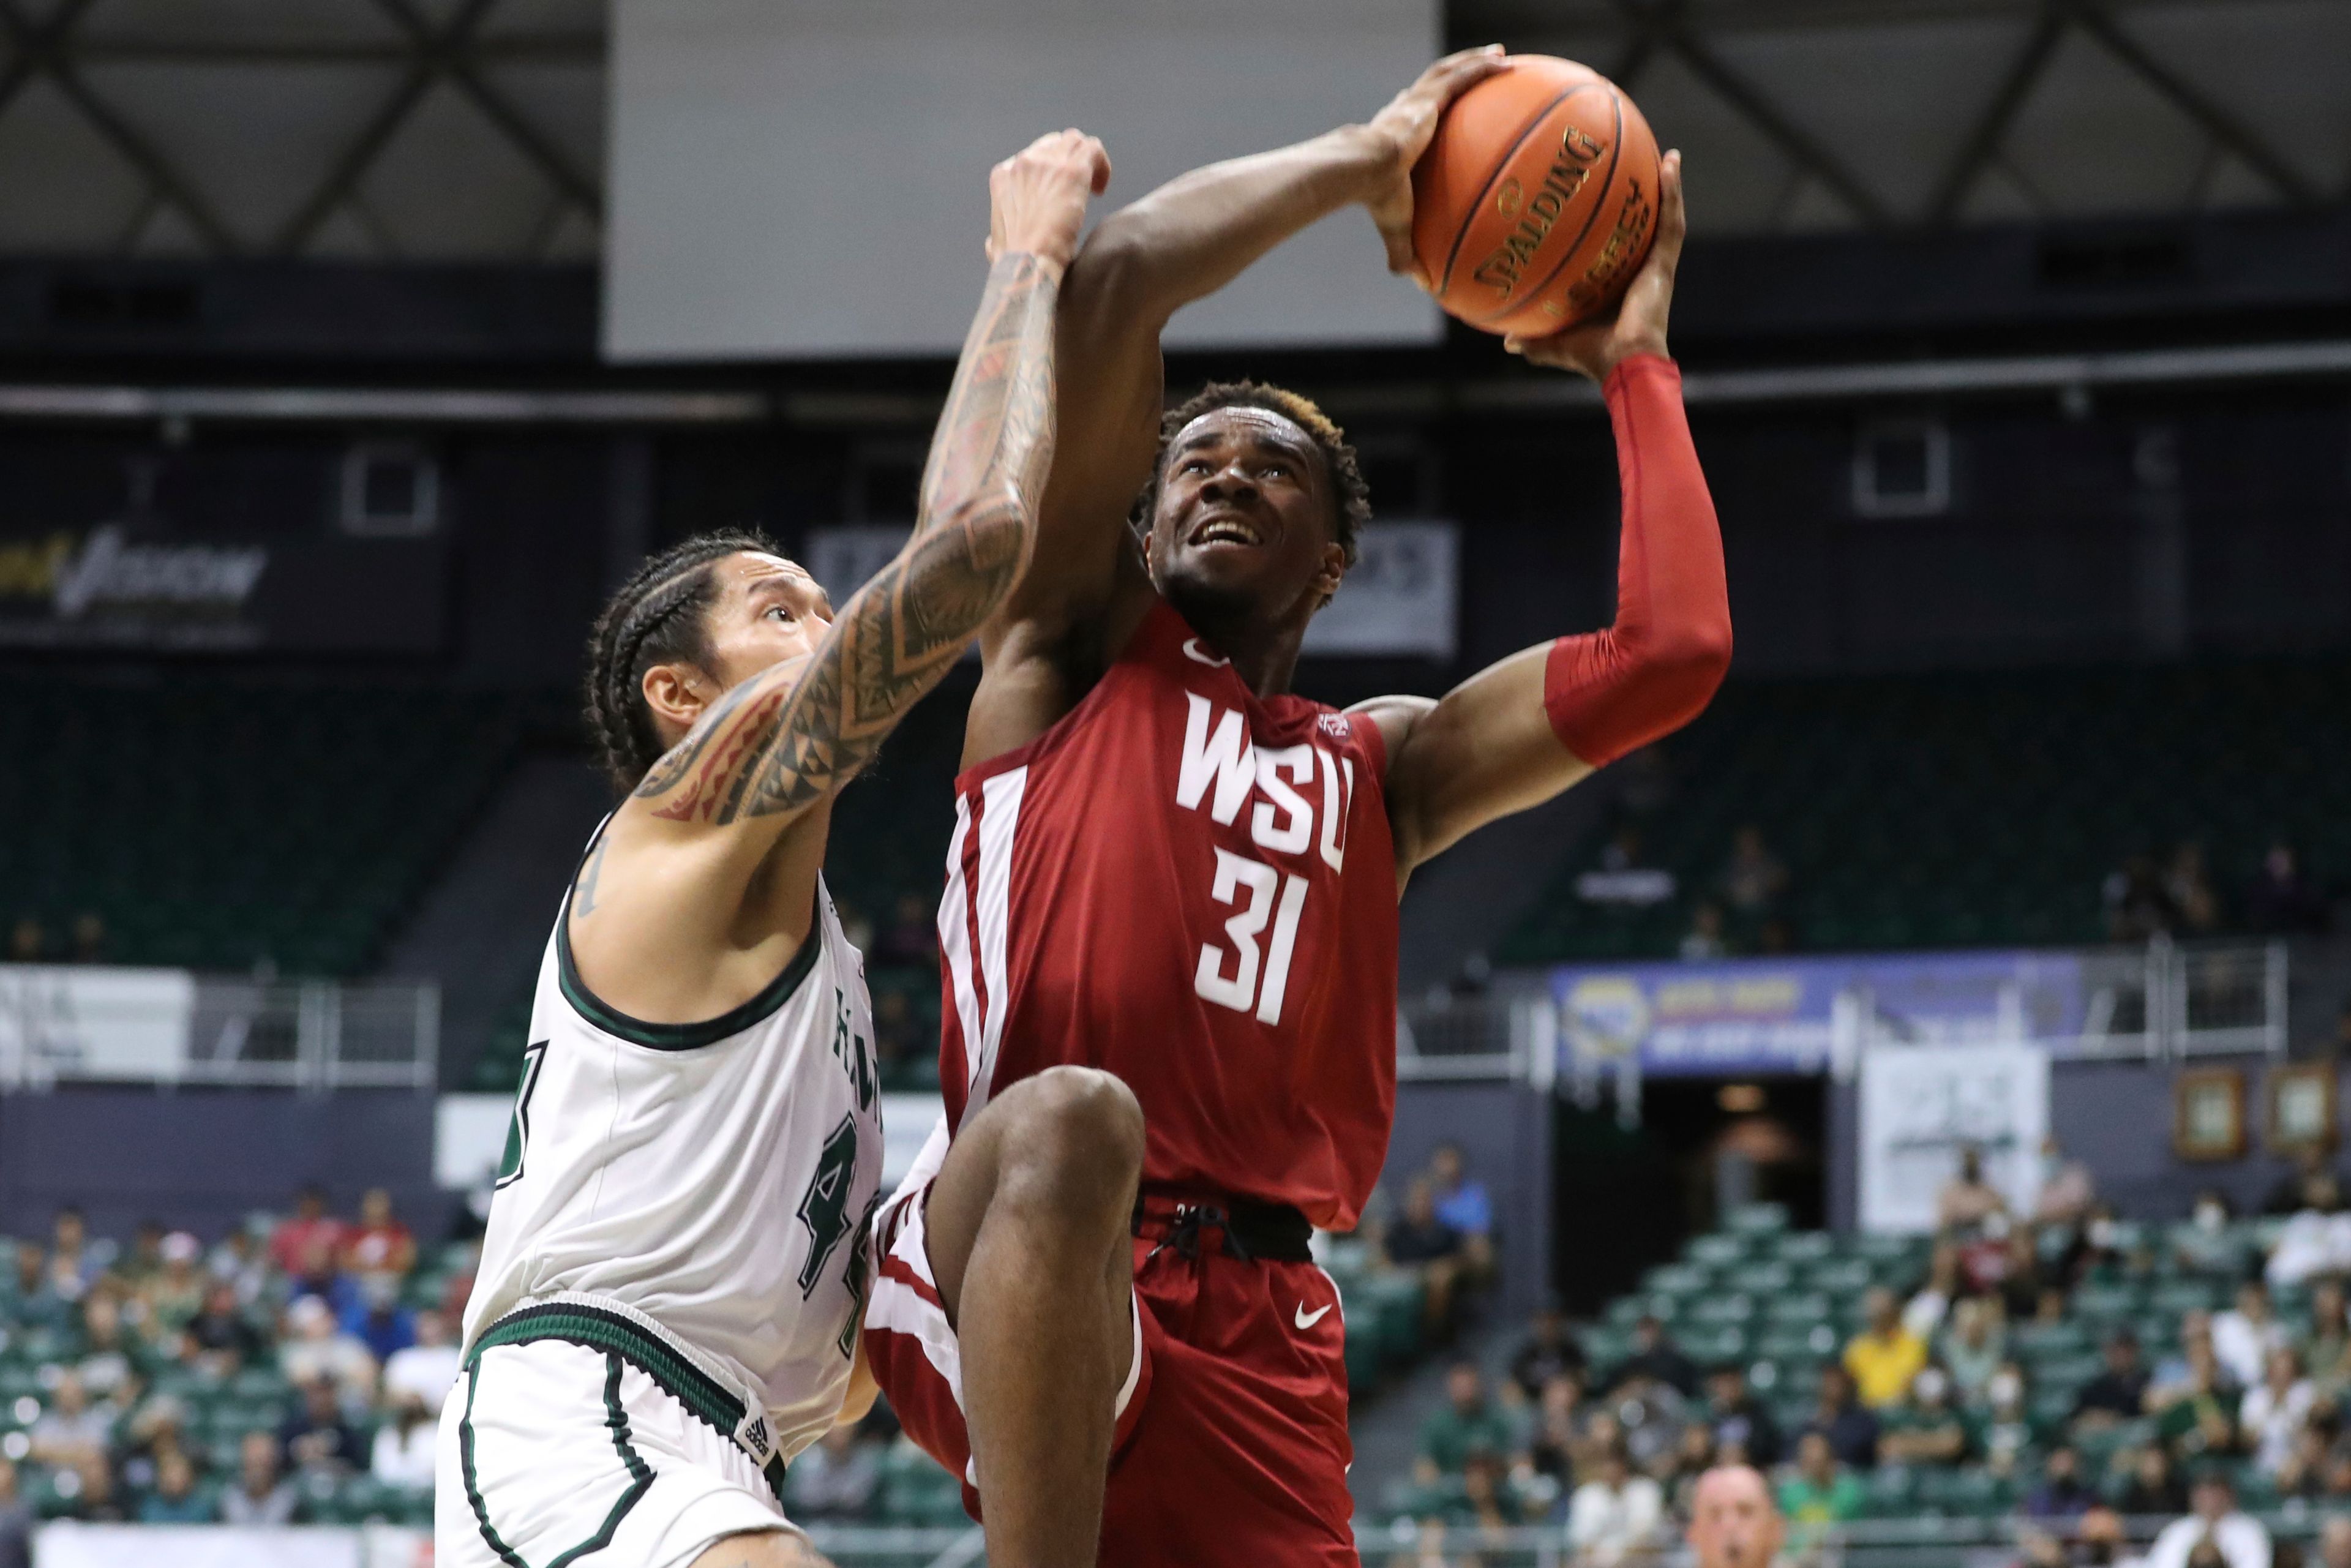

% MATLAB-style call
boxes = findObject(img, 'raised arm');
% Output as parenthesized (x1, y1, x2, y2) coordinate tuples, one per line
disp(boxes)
(963, 50, 1507, 764)
(569, 132, 1107, 1022)
(1363, 151, 1732, 876)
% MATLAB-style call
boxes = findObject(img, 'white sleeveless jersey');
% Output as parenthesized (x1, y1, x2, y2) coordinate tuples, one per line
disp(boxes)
(462, 845, 884, 1470)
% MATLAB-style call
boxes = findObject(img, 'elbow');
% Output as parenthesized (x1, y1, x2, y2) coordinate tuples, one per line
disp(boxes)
(1063, 218, 1155, 323)
(1633, 616, 1733, 719)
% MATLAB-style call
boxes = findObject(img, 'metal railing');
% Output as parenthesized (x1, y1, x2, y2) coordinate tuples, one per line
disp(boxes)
(0, 964, 437, 1092)
(1970, 937, 2284, 1060)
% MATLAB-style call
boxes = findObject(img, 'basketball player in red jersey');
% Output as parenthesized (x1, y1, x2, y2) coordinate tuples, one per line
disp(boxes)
(862, 48, 1731, 1567)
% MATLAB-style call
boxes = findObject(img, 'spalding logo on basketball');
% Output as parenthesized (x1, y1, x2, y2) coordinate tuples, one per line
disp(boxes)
(1411, 55, 1662, 337)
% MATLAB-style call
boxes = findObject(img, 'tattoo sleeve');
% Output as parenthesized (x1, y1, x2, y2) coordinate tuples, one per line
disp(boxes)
(637, 252, 1060, 824)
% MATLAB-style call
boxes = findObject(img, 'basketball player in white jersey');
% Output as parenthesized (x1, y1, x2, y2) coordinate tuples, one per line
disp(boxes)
(435, 129, 1112, 1568)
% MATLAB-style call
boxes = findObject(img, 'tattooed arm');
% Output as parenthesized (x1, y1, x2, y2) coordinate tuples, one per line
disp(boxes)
(568, 130, 1109, 1027)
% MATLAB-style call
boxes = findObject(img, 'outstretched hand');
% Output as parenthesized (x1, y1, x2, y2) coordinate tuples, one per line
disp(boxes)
(1506, 148, 1687, 381)
(987, 128, 1113, 272)
(1363, 46, 1510, 287)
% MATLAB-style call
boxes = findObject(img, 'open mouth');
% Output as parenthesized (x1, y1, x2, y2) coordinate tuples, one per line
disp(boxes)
(1190, 512, 1266, 549)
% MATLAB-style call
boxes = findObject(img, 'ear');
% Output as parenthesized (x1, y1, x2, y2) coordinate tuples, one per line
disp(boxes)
(1308, 541, 1348, 612)
(640, 660, 711, 746)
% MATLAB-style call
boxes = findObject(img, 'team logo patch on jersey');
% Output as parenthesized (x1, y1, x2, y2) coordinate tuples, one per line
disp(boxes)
(1318, 713, 1352, 740)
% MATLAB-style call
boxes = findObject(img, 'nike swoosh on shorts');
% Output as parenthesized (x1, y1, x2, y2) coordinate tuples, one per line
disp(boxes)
(1294, 1302, 1332, 1330)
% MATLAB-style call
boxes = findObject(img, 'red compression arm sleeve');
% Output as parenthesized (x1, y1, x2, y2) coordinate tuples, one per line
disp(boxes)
(1542, 353, 1733, 768)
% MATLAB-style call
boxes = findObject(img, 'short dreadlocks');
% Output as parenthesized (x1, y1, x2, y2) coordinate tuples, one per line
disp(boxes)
(1136, 380, 1371, 567)
(582, 528, 781, 797)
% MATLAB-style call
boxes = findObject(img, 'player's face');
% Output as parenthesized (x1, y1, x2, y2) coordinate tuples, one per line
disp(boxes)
(700, 552, 833, 693)
(1689, 1472, 1783, 1568)
(1146, 408, 1346, 632)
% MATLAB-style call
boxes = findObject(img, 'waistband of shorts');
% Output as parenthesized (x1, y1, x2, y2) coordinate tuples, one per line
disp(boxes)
(1133, 1185, 1314, 1263)
(464, 1291, 789, 1498)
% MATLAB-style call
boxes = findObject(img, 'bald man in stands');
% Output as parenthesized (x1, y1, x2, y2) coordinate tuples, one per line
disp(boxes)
(1689, 1465, 1787, 1568)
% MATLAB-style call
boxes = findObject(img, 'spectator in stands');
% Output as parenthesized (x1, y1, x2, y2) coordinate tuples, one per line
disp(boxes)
(2301, 1280, 2350, 1391)
(1996, 1229, 2050, 1322)
(28, 1371, 111, 1469)
(1418, 1362, 1519, 1483)
(1976, 1362, 2040, 1476)
(74, 1292, 135, 1401)
(208, 1226, 269, 1307)
(342, 1187, 416, 1283)
(67, 913, 105, 966)
(787, 1425, 883, 1521)
(188, 1279, 262, 1370)
(116, 1220, 165, 1289)
(2033, 1138, 2096, 1229)
(0, 1460, 29, 1568)
(278, 1293, 376, 1406)
(1686, 1463, 1783, 1568)
(268, 1185, 345, 1295)
(1510, 1306, 1588, 1401)
(1719, 825, 1788, 917)
(1428, 1143, 1494, 1258)
(2150, 1332, 2241, 1461)
(1578, 824, 1676, 909)
(1878, 1367, 1968, 1468)
(1800, 1364, 1880, 1469)
(138, 1450, 209, 1524)
(874, 891, 940, 969)
(1662, 1423, 1720, 1515)
(8, 1245, 64, 1334)
(2074, 1330, 2152, 1429)
(1567, 1440, 1662, 1567)
(220, 1431, 299, 1527)
(280, 1374, 366, 1474)
(7, 918, 43, 963)
(2244, 841, 2328, 936)
(2176, 1193, 2241, 1276)
(2105, 853, 2178, 942)
(1777, 1431, 1864, 1531)
(2265, 1187, 2351, 1288)
(1520, 1373, 1590, 1496)
(2239, 1346, 2315, 1475)
(370, 1392, 437, 1489)
(1939, 1296, 2006, 1406)
(67, 1455, 128, 1523)
(1937, 1147, 2008, 1236)
(382, 1308, 460, 1414)
(2117, 1444, 2192, 1517)
(2273, 1422, 2342, 1501)
(2214, 1281, 2290, 1390)
(117, 1394, 191, 1496)
(343, 1273, 415, 1364)
(48, 1206, 94, 1300)
(1903, 1241, 1964, 1341)
(1701, 1362, 1782, 1468)
(2319, 1517, 2351, 1568)
(1679, 902, 1728, 960)
(2024, 1443, 2097, 1518)
(141, 1231, 205, 1342)
(2144, 1470, 2271, 1568)
(1613, 1313, 1699, 1398)
(1845, 1286, 1929, 1409)
(2260, 1151, 2333, 1217)
(1384, 1179, 1471, 1341)
(2165, 843, 2222, 936)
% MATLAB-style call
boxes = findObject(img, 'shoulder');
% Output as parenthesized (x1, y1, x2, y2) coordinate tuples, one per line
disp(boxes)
(1345, 694, 1431, 770)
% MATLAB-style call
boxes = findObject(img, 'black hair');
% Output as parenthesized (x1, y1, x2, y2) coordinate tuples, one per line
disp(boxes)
(583, 528, 782, 796)
(1137, 380, 1370, 567)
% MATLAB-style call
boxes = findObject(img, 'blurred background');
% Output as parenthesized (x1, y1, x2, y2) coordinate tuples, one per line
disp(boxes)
(0, 0, 2347, 1563)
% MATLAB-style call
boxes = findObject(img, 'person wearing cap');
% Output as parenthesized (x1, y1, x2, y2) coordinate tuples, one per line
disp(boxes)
(140, 1231, 206, 1341)
(1688, 1463, 1783, 1568)
(2143, 1469, 2271, 1568)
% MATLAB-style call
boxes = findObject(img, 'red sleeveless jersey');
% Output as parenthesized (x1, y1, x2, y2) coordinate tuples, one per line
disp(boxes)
(936, 600, 1398, 1231)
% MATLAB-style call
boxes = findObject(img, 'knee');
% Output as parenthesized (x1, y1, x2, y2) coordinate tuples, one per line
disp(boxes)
(1000, 1066, 1146, 1195)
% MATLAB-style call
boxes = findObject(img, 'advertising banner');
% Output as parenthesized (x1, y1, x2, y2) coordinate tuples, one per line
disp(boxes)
(1858, 1041, 2050, 1233)
(0, 522, 446, 653)
(1550, 950, 2087, 1077)
(805, 520, 1458, 660)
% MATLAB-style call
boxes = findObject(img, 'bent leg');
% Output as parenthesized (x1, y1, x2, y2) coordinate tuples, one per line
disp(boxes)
(921, 1066, 1144, 1567)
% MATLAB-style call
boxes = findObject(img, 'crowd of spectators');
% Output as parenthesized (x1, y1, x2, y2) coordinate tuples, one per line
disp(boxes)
(2103, 840, 2333, 943)
(0, 1185, 468, 1548)
(1400, 1147, 2351, 1567)
(4, 914, 107, 966)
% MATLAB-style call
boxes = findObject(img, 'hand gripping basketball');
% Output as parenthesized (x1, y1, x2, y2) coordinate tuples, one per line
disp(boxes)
(1363, 47, 1511, 287)
(1506, 148, 1687, 381)
(987, 129, 1112, 274)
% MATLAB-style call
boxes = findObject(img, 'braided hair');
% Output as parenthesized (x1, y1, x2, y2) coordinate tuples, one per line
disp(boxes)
(583, 528, 782, 796)
(1134, 380, 1370, 567)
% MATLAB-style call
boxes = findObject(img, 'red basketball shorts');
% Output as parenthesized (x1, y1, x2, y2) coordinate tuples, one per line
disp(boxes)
(862, 1178, 1359, 1566)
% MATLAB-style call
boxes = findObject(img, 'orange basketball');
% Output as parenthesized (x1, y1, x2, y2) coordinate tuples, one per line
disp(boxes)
(1411, 55, 1662, 337)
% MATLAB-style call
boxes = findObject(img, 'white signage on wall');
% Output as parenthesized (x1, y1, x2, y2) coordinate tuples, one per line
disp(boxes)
(1857, 1042, 2049, 1234)
(803, 520, 1457, 660)
(0, 965, 193, 1084)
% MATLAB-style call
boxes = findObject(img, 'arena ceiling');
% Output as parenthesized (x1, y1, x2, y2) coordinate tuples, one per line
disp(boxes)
(0, 0, 2341, 262)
